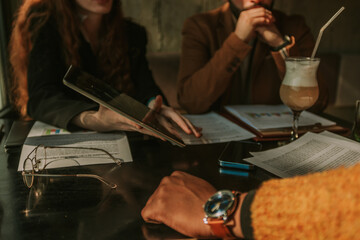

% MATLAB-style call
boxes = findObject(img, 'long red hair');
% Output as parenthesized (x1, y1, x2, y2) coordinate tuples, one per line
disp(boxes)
(9, 0, 131, 118)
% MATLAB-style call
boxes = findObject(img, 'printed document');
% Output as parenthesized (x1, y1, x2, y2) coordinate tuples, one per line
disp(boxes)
(179, 112, 255, 145)
(225, 105, 335, 130)
(18, 121, 133, 171)
(244, 132, 360, 178)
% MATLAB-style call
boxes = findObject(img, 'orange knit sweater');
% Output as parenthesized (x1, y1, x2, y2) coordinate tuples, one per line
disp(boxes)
(251, 162, 360, 239)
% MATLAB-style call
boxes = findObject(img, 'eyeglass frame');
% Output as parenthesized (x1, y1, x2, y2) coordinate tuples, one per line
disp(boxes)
(22, 145, 121, 189)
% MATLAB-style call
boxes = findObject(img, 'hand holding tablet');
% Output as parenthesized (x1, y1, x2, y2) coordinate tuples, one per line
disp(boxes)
(63, 65, 198, 147)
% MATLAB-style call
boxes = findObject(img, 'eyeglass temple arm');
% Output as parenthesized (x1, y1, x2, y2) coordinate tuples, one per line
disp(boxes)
(76, 174, 117, 189)
(42, 146, 123, 166)
(23, 173, 117, 189)
(95, 149, 123, 166)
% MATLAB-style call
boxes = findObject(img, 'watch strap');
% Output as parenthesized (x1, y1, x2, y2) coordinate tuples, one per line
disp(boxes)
(270, 35, 292, 52)
(207, 218, 235, 238)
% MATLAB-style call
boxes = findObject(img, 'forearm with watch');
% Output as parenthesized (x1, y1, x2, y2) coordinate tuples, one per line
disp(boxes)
(270, 35, 295, 59)
(203, 190, 257, 239)
(269, 35, 296, 78)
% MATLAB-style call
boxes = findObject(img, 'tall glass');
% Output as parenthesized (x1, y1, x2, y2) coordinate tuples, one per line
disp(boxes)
(280, 57, 320, 140)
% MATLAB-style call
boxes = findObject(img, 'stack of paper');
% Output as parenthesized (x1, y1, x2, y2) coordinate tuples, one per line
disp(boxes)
(18, 121, 133, 171)
(244, 131, 360, 178)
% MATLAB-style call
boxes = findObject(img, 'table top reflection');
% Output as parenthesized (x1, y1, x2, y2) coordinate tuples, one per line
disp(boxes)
(0, 120, 277, 240)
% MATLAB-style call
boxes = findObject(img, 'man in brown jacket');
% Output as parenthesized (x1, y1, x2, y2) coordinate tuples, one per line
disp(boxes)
(177, 0, 328, 114)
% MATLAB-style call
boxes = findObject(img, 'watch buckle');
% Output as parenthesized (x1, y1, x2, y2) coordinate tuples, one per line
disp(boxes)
(204, 217, 226, 225)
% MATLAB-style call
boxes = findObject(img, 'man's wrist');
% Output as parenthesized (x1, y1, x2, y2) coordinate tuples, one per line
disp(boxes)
(203, 190, 242, 239)
(72, 111, 93, 129)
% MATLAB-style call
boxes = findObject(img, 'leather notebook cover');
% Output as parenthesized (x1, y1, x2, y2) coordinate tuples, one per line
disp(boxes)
(4, 120, 34, 152)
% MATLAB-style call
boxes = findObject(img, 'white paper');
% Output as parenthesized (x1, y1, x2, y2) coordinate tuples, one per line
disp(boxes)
(244, 132, 360, 178)
(319, 130, 355, 142)
(18, 121, 133, 171)
(225, 105, 335, 130)
(179, 112, 255, 145)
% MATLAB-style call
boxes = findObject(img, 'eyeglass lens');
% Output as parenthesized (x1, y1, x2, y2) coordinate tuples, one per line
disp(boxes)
(22, 145, 119, 189)
(23, 158, 35, 188)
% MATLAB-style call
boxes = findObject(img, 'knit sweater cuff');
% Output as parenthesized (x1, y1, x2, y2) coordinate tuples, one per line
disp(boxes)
(241, 190, 256, 239)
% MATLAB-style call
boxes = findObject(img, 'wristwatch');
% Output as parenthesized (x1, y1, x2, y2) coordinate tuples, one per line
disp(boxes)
(270, 35, 292, 51)
(203, 190, 241, 238)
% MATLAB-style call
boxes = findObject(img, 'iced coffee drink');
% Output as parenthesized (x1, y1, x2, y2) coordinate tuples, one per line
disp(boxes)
(279, 57, 320, 140)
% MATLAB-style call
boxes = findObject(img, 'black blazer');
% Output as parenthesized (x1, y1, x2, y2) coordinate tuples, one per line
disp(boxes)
(27, 18, 162, 130)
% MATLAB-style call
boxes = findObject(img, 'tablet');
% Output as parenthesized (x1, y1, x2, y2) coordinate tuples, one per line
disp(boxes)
(63, 65, 185, 147)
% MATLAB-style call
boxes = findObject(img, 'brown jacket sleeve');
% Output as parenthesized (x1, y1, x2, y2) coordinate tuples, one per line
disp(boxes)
(250, 163, 360, 239)
(177, 16, 252, 113)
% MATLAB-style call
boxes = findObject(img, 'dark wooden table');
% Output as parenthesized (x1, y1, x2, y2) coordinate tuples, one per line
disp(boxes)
(0, 118, 290, 240)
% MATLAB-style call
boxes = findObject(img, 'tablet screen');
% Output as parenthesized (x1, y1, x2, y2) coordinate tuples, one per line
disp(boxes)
(63, 65, 185, 147)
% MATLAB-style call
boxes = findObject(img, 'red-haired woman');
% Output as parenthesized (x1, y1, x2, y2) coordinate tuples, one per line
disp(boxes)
(10, 0, 201, 138)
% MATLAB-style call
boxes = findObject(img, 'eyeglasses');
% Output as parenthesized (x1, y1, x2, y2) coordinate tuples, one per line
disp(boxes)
(22, 145, 122, 189)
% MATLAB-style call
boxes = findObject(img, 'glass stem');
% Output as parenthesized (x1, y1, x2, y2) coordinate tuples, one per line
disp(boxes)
(291, 110, 301, 141)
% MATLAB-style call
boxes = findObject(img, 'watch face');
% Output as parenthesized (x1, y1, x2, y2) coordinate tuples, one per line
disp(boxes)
(204, 190, 234, 218)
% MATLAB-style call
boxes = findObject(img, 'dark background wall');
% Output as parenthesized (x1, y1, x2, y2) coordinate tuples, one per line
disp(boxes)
(0, 0, 357, 117)
(123, 0, 359, 54)
(3, 0, 358, 54)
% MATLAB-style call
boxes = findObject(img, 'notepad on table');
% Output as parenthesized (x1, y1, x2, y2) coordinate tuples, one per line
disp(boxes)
(224, 105, 348, 141)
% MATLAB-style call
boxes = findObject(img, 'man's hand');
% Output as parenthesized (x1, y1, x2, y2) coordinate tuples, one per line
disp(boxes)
(235, 6, 274, 43)
(141, 171, 216, 238)
(256, 21, 284, 48)
(235, 6, 284, 48)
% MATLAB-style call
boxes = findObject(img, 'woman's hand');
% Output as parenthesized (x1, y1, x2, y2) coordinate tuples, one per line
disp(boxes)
(72, 95, 202, 140)
(148, 95, 202, 138)
(141, 171, 216, 238)
(72, 105, 164, 139)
